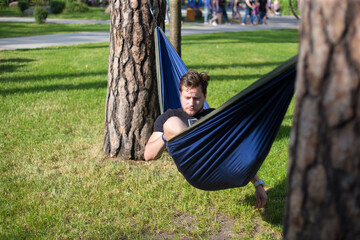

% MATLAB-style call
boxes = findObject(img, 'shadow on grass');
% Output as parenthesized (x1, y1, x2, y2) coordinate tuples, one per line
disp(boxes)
(243, 178, 288, 227)
(211, 73, 265, 81)
(0, 80, 106, 96)
(1, 71, 107, 83)
(0, 58, 34, 64)
(0, 58, 35, 74)
(274, 125, 292, 142)
(10, 42, 108, 53)
(262, 179, 288, 226)
(76, 45, 109, 49)
(188, 61, 286, 72)
(187, 61, 288, 82)
(182, 29, 299, 45)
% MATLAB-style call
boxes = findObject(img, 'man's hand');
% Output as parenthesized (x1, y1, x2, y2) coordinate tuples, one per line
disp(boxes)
(255, 185, 267, 208)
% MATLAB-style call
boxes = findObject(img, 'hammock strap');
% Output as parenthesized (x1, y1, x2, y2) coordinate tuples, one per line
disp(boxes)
(147, 0, 158, 27)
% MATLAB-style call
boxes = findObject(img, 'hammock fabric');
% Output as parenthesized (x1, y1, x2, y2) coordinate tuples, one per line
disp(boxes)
(154, 27, 296, 191)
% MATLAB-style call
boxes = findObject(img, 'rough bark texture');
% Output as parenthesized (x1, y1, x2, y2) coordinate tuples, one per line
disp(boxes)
(104, 0, 165, 160)
(170, 0, 181, 56)
(284, 0, 360, 239)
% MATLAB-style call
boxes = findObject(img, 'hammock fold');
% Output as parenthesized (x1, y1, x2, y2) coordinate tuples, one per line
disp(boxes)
(154, 26, 297, 191)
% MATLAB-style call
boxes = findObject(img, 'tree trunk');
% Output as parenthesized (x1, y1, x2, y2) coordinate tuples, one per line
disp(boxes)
(170, 0, 181, 56)
(284, 0, 360, 239)
(103, 0, 165, 160)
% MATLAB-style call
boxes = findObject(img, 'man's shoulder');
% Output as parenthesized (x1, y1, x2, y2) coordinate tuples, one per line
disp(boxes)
(154, 108, 180, 132)
(156, 108, 187, 122)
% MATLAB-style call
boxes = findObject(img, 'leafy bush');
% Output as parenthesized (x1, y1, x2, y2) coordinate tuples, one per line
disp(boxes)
(34, 6, 48, 24)
(32, 0, 49, 7)
(279, 0, 300, 16)
(1, 0, 9, 8)
(18, 0, 29, 12)
(65, 1, 89, 13)
(50, 0, 65, 14)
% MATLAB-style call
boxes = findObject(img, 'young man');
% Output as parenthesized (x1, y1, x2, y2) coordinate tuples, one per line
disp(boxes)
(144, 70, 267, 208)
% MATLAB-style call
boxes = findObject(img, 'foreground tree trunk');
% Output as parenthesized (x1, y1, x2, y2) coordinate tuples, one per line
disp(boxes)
(104, 0, 165, 160)
(284, 0, 360, 239)
(170, 0, 181, 56)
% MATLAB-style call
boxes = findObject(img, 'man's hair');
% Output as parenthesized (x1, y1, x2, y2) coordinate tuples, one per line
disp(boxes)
(180, 70, 210, 96)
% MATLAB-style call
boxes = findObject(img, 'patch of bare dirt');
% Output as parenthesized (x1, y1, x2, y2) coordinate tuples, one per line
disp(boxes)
(208, 214, 244, 240)
(149, 212, 245, 240)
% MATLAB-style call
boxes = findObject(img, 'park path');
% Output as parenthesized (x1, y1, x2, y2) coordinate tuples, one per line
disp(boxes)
(0, 15, 298, 50)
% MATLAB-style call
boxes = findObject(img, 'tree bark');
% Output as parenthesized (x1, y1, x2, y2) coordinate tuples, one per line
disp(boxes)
(103, 0, 165, 160)
(284, 0, 360, 239)
(170, 0, 181, 56)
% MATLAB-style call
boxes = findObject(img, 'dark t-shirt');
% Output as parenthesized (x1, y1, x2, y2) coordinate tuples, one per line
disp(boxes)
(259, 0, 267, 12)
(153, 108, 215, 132)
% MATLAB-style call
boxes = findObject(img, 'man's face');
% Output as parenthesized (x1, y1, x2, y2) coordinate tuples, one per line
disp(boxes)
(180, 86, 206, 116)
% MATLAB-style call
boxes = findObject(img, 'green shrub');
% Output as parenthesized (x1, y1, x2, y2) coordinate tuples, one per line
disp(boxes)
(34, 6, 48, 24)
(50, 0, 65, 14)
(279, 0, 300, 16)
(65, 1, 89, 13)
(32, 0, 48, 7)
(18, 0, 29, 12)
(1, 0, 9, 8)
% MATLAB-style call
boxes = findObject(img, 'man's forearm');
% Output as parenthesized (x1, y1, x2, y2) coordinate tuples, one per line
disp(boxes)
(144, 132, 166, 161)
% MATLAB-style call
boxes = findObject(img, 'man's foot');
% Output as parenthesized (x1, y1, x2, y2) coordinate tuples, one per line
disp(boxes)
(241, 23, 246, 26)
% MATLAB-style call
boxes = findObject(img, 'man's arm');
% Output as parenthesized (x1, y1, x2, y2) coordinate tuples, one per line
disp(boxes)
(144, 132, 166, 161)
(251, 174, 268, 208)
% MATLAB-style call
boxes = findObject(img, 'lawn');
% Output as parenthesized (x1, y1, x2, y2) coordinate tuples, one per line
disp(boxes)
(0, 29, 299, 239)
(0, 7, 110, 38)
(0, 22, 109, 38)
(0, 21, 202, 39)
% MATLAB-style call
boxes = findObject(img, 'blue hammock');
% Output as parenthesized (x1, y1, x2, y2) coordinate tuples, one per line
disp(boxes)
(154, 27, 296, 191)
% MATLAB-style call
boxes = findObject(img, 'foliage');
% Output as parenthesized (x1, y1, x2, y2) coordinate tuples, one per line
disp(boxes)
(0, 30, 299, 239)
(50, 0, 66, 14)
(278, 0, 300, 17)
(32, 0, 50, 7)
(0, 6, 109, 20)
(0, 0, 10, 8)
(34, 6, 48, 24)
(65, 1, 89, 13)
(17, 0, 29, 12)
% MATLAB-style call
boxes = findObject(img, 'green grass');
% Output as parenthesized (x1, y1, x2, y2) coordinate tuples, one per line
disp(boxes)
(0, 6, 29, 17)
(0, 6, 110, 20)
(0, 22, 203, 39)
(0, 29, 299, 239)
(0, 22, 109, 38)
